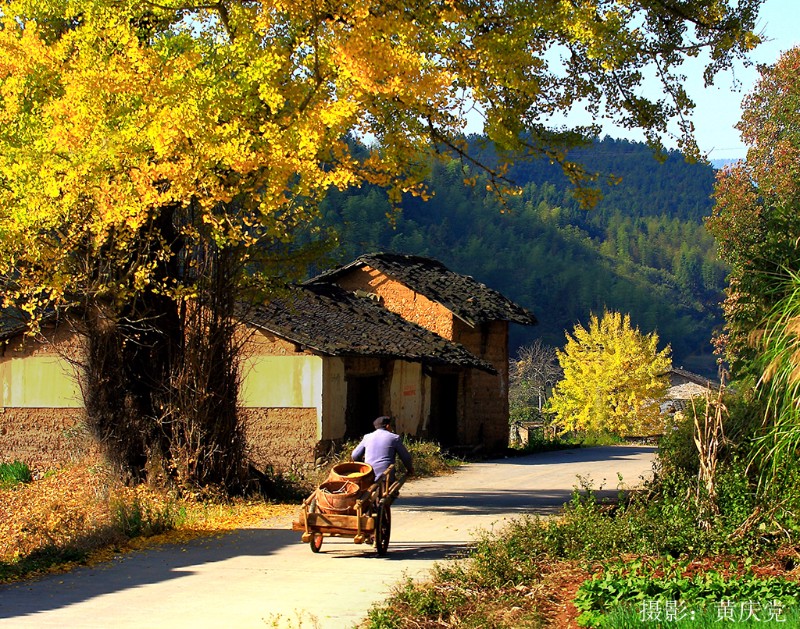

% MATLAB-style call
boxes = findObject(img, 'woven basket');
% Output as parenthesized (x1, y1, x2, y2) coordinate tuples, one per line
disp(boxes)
(327, 462, 375, 491)
(315, 479, 360, 514)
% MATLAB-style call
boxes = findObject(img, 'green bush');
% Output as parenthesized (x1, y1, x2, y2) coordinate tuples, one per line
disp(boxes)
(574, 558, 800, 627)
(0, 460, 32, 488)
(657, 413, 699, 476)
(111, 492, 185, 538)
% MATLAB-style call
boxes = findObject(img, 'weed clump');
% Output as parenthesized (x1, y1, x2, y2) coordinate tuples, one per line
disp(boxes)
(110, 487, 186, 538)
(0, 460, 32, 489)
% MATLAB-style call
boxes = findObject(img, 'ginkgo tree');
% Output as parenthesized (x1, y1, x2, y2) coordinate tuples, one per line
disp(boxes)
(0, 0, 760, 489)
(547, 311, 672, 437)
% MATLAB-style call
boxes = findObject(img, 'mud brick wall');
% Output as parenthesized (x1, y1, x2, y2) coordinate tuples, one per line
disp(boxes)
(241, 328, 308, 357)
(0, 408, 101, 472)
(335, 266, 456, 339)
(0, 325, 102, 471)
(454, 319, 510, 451)
(241, 407, 318, 474)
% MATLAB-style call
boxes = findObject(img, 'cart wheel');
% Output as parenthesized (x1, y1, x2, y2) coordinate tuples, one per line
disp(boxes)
(309, 533, 323, 553)
(375, 503, 391, 556)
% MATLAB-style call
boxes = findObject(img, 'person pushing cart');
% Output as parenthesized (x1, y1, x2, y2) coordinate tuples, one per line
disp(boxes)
(351, 415, 415, 481)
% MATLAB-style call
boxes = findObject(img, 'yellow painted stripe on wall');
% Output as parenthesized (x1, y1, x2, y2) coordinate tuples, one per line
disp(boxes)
(239, 355, 323, 409)
(1, 356, 84, 408)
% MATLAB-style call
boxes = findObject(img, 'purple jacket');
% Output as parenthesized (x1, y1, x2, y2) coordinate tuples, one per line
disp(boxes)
(351, 428, 413, 479)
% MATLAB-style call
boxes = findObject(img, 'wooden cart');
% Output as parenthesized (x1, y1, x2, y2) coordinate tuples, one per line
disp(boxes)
(292, 465, 404, 556)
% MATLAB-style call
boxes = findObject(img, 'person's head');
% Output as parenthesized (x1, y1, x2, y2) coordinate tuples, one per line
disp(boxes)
(373, 415, 392, 430)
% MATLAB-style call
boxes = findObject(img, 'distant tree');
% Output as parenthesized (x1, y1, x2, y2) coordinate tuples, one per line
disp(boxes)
(547, 311, 671, 436)
(509, 340, 561, 426)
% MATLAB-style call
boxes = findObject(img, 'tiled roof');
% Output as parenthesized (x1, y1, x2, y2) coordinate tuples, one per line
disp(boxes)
(306, 253, 537, 327)
(247, 284, 496, 373)
(0, 307, 31, 341)
(668, 367, 719, 390)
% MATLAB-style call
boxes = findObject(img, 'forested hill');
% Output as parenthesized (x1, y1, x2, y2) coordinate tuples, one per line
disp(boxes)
(315, 136, 726, 378)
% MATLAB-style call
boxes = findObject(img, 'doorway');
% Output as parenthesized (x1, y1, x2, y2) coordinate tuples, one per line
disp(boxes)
(345, 375, 382, 439)
(429, 373, 459, 447)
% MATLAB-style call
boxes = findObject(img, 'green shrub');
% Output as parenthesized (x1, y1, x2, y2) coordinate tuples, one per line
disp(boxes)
(0, 460, 32, 488)
(365, 607, 402, 629)
(657, 413, 699, 476)
(575, 558, 800, 627)
(111, 492, 185, 538)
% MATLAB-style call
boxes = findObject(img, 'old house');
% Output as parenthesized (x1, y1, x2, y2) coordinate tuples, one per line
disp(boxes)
(304, 253, 537, 453)
(661, 367, 721, 415)
(240, 282, 499, 472)
(0, 254, 536, 473)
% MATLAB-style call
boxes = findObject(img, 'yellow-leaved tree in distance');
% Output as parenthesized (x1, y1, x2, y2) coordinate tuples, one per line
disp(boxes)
(548, 311, 672, 437)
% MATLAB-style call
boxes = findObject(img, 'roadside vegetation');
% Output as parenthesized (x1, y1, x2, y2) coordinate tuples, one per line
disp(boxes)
(362, 389, 800, 628)
(0, 440, 456, 585)
(360, 49, 800, 625)
(0, 458, 298, 584)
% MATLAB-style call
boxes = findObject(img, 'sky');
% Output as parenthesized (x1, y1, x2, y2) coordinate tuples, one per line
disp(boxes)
(681, 0, 800, 161)
(617, 0, 800, 161)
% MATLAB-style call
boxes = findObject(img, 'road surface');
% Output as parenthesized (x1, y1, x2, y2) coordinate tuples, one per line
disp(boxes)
(0, 445, 656, 629)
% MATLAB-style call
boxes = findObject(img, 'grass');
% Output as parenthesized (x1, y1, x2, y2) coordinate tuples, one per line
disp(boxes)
(0, 460, 32, 488)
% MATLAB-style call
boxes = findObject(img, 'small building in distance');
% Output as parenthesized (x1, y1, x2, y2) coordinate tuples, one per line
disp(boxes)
(661, 367, 721, 415)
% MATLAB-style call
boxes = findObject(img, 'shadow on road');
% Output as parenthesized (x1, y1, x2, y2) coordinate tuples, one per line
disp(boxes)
(321, 541, 473, 562)
(399, 488, 625, 516)
(485, 445, 658, 467)
(0, 526, 297, 621)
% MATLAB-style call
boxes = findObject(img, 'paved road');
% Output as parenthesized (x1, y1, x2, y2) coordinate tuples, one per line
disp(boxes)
(0, 445, 656, 629)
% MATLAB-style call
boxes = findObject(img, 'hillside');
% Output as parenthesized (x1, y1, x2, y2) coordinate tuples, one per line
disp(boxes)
(314, 137, 726, 378)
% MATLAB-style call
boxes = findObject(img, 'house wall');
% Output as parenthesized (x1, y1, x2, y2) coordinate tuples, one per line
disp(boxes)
(239, 329, 326, 473)
(335, 266, 456, 338)
(0, 325, 100, 471)
(0, 325, 335, 475)
(452, 319, 510, 451)
(240, 407, 319, 474)
(1, 325, 83, 407)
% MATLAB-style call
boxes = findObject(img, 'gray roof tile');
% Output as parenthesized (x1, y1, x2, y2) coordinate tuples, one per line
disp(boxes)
(247, 284, 496, 373)
(307, 253, 537, 327)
